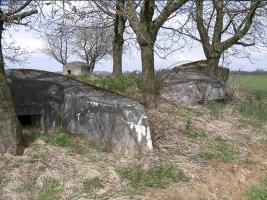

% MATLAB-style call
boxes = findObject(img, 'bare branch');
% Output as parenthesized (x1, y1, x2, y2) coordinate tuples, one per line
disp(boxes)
(5, 0, 33, 16)
(153, 0, 189, 32)
(5, 9, 38, 23)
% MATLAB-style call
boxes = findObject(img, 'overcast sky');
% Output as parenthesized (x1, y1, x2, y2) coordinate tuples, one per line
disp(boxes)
(5, 24, 267, 73)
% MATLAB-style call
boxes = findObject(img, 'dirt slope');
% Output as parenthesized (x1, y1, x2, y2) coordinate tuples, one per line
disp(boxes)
(0, 103, 266, 200)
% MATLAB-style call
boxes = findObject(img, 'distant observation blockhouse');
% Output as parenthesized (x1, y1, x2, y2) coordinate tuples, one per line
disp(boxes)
(63, 61, 90, 76)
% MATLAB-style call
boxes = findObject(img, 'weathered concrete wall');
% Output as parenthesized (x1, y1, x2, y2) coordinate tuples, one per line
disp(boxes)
(161, 60, 229, 105)
(8, 79, 64, 132)
(62, 93, 152, 153)
(7, 69, 152, 154)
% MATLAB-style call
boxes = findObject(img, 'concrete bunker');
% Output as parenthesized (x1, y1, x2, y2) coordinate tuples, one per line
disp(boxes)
(160, 60, 229, 105)
(7, 69, 153, 154)
(63, 61, 90, 76)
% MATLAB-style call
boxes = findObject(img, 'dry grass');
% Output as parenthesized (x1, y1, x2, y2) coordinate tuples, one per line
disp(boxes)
(1, 98, 267, 200)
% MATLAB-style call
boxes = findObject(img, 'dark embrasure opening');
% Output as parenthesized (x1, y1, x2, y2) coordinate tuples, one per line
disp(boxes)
(18, 114, 42, 128)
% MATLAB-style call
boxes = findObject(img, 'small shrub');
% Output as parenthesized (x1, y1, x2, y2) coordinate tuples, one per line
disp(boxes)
(199, 137, 236, 163)
(117, 165, 144, 188)
(83, 177, 103, 193)
(185, 118, 192, 132)
(148, 165, 188, 188)
(246, 177, 267, 200)
(0, 156, 9, 164)
(197, 197, 208, 200)
(0, 175, 8, 188)
(213, 137, 235, 163)
(262, 177, 267, 186)
(246, 187, 267, 200)
(38, 178, 62, 200)
(185, 118, 206, 139)
(42, 130, 73, 150)
(199, 152, 215, 160)
(86, 140, 107, 152)
(22, 131, 42, 147)
(114, 186, 140, 196)
(208, 102, 224, 119)
(116, 164, 187, 189)
(70, 136, 109, 156)
(15, 177, 37, 193)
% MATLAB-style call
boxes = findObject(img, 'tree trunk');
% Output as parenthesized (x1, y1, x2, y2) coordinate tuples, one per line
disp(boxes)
(112, 0, 126, 77)
(207, 55, 229, 82)
(85, 54, 90, 65)
(0, 13, 23, 155)
(206, 56, 220, 80)
(140, 43, 156, 108)
(89, 58, 96, 74)
(207, 56, 220, 73)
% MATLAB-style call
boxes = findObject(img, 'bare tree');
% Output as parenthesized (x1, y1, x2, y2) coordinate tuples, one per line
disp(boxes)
(39, 1, 74, 66)
(126, 0, 189, 108)
(3, 39, 30, 66)
(39, 1, 114, 71)
(72, 23, 113, 73)
(177, 0, 266, 78)
(94, 0, 127, 76)
(197, 0, 265, 76)
(42, 24, 70, 65)
(0, 0, 38, 155)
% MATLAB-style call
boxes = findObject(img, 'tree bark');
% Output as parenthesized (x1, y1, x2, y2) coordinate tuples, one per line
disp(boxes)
(207, 55, 220, 75)
(0, 11, 23, 155)
(126, 0, 188, 108)
(89, 58, 96, 74)
(140, 43, 156, 108)
(112, 0, 126, 76)
(206, 53, 230, 82)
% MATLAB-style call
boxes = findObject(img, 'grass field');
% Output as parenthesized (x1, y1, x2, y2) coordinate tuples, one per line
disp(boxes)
(231, 74, 267, 97)
(230, 74, 267, 126)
